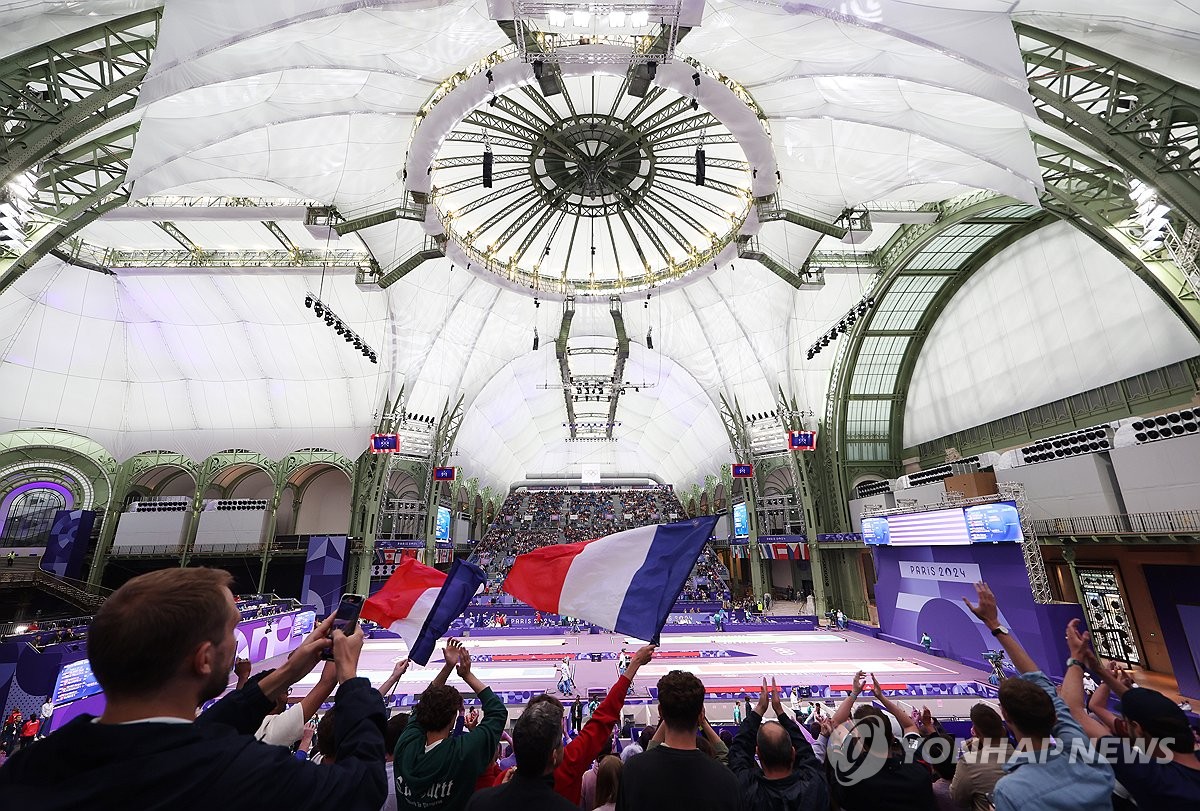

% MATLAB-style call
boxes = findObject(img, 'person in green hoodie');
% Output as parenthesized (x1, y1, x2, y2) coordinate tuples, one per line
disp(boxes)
(394, 639, 507, 811)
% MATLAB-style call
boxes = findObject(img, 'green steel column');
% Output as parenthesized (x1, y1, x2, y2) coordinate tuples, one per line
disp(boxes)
(86, 459, 132, 588)
(744, 474, 766, 602)
(257, 479, 284, 592)
(346, 449, 389, 596)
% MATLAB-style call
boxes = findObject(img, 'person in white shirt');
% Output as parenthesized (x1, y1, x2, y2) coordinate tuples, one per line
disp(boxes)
(255, 659, 339, 747)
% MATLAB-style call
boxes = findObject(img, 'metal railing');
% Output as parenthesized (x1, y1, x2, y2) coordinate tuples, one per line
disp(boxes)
(1032, 510, 1200, 536)
(110, 544, 186, 556)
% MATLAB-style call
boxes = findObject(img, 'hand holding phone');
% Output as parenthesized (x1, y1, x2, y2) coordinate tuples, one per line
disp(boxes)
(321, 594, 365, 661)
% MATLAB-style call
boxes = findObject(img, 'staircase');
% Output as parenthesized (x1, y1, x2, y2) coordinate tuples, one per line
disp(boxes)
(0, 558, 108, 612)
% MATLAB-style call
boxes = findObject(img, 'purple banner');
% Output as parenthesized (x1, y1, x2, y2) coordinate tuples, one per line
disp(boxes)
(39, 509, 95, 579)
(873, 543, 1082, 678)
(1142, 565, 1200, 700)
(301, 535, 347, 616)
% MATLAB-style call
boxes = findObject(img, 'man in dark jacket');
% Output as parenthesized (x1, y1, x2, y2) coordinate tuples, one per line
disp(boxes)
(466, 701, 576, 811)
(0, 567, 387, 810)
(729, 677, 829, 811)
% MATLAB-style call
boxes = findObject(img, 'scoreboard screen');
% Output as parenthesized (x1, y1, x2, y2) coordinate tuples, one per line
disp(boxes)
(788, 430, 817, 451)
(731, 463, 754, 478)
(434, 467, 456, 481)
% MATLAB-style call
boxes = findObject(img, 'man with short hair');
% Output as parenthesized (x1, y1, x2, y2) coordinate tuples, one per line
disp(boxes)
(617, 670, 740, 811)
(729, 676, 828, 811)
(0, 566, 387, 810)
(949, 703, 1014, 811)
(393, 639, 506, 811)
(962, 583, 1114, 811)
(466, 701, 577, 811)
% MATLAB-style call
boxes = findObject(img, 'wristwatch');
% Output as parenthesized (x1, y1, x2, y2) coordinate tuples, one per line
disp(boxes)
(990, 626, 1009, 637)
(1066, 658, 1086, 670)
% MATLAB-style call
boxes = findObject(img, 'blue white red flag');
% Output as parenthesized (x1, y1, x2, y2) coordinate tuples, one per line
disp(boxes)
(501, 516, 718, 643)
(360, 556, 485, 665)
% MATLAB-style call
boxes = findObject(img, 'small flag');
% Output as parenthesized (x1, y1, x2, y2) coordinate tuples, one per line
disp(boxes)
(361, 557, 485, 664)
(502, 516, 718, 643)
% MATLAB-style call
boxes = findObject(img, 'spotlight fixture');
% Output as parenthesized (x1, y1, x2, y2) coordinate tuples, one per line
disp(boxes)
(485, 69, 494, 84)
(303, 292, 378, 363)
(805, 292, 875, 359)
(692, 72, 701, 86)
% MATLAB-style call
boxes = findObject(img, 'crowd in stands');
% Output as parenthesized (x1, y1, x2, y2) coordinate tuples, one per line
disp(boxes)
(5, 569, 1197, 809)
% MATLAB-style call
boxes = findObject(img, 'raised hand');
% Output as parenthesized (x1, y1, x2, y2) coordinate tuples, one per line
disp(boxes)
(1065, 618, 1093, 661)
(870, 673, 883, 699)
(962, 582, 1000, 628)
(920, 706, 934, 733)
(456, 646, 473, 679)
(852, 670, 866, 696)
(755, 677, 770, 717)
(630, 644, 655, 669)
(443, 638, 464, 668)
(770, 677, 785, 717)
(391, 658, 411, 679)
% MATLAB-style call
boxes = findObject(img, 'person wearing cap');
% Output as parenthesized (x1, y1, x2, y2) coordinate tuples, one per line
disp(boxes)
(962, 585, 1114, 811)
(1062, 620, 1200, 805)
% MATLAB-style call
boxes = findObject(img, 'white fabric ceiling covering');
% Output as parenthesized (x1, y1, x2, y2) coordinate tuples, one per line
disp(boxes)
(4, 0, 1199, 491)
(904, 221, 1200, 447)
(0, 257, 390, 462)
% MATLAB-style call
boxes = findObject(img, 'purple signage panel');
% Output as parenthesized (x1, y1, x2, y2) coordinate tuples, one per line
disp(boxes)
(873, 542, 1082, 678)
(233, 609, 307, 663)
(39, 509, 95, 579)
(301, 534, 347, 616)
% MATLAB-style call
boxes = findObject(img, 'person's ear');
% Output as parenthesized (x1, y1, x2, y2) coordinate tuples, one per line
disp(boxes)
(192, 640, 216, 678)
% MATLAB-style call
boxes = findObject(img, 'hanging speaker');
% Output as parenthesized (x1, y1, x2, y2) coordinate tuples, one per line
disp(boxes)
(695, 146, 706, 186)
(482, 150, 493, 188)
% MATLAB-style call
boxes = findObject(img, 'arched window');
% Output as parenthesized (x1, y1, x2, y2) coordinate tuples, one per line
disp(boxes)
(2, 488, 67, 544)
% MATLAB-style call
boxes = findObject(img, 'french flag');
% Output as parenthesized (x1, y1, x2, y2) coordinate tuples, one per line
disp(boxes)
(502, 516, 718, 643)
(361, 556, 486, 665)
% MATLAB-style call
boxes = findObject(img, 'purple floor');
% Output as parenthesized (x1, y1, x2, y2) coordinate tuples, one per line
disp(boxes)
(276, 628, 998, 719)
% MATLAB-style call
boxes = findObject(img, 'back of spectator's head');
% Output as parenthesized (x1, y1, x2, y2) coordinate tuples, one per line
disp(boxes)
(88, 567, 236, 701)
(528, 693, 565, 713)
(998, 678, 1056, 740)
(852, 705, 897, 746)
(719, 729, 734, 748)
(657, 670, 705, 733)
(385, 712, 410, 754)
(970, 703, 1006, 742)
(414, 685, 464, 732)
(595, 755, 622, 806)
(756, 720, 795, 771)
(513, 701, 564, 776)
(317, 709, 337, 760)
(596, 736, 614, 761)
(637, 725, 655, 748)
(1121, 688, 1194, 754)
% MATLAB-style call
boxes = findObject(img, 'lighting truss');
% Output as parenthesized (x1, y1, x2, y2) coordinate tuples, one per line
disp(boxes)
(805, 293, 877, 361)
(303, 292, 378, 363)
(512, 0, 683, 65)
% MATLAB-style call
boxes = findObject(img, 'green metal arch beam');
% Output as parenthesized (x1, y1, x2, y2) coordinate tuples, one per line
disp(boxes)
(0, 8, 162, 184)
(1017, 24, 1200, 226)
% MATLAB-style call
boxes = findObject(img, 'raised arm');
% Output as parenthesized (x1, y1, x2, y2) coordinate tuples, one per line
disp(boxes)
(299, 661, 339, 719)
(963, 582, 1039, 674)
(377, 658, 410, 697)
(830, 670, 865, 727)
(870, 674, 917, 735)
(1087, 682, 1118, 733)
(1060, 620, 1111, 739)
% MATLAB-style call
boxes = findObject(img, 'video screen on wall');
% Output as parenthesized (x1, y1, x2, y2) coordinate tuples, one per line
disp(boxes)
(53, 658, 102, 705)
(435, 506, 452, 541)
(863, 501, 1023, 546)
(732, 502, 750, 538)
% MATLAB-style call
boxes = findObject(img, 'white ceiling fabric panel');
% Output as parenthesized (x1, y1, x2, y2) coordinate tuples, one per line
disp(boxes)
(0, 257, 389, 462)
(904, 222, 1200, 446)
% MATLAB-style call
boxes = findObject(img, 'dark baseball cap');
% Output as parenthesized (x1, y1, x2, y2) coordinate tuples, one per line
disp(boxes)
(1120, 688, 1191, 746)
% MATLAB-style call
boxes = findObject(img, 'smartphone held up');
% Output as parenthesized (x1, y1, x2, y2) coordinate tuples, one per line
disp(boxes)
(320, 593, 365, 660)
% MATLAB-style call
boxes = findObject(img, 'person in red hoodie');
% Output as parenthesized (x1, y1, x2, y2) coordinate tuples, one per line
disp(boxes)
(496, 644, 655, 804)
(18, 714, 40, 750)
